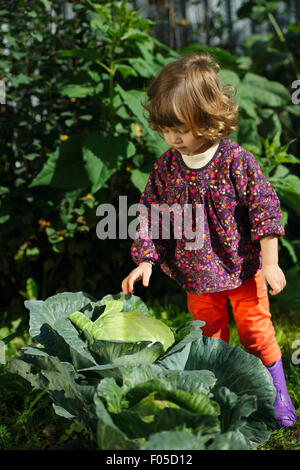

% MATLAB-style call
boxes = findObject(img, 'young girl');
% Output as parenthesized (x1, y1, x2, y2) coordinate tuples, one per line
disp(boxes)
(121, 53, 297, 428)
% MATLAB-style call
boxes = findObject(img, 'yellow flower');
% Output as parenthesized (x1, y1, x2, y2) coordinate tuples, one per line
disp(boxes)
(70, 98, 76, 102)
(60, 134, 69, 141)
(180, 18, 188, 26)
(39, 219, 51, 227)
(134, 124, 142, 137)
(126, 166, 132, 172)
(80, 193, 94, 201)
(56, 230, 65, 241)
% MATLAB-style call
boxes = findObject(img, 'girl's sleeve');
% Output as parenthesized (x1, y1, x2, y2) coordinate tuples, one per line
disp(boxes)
(131, 161, 167, 267)
(231, 150, 285, 241)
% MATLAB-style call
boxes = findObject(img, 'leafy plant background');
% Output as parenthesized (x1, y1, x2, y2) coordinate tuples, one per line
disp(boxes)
(0, 0, 299, 451)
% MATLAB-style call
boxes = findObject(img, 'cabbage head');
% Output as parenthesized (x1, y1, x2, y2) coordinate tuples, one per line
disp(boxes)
(69, 305, 175, 353)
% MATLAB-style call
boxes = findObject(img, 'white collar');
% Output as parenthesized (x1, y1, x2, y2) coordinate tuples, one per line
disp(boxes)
(181, 142, 220, 169)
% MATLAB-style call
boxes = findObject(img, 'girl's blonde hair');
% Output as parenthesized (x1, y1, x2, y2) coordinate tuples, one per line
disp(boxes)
(143, 53, 239, 143)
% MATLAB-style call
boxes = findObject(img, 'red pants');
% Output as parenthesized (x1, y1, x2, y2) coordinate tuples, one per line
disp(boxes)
(187, 270, 281, 366)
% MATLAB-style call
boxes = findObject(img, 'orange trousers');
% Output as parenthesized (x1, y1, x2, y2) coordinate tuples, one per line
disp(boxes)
(187, 270, 281, 366)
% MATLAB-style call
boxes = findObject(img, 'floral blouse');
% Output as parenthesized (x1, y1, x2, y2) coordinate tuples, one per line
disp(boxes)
(131, 137, 285, 295)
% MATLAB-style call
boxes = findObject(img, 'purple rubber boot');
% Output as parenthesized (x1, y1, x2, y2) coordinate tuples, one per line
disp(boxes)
(267, 358, 297, 428)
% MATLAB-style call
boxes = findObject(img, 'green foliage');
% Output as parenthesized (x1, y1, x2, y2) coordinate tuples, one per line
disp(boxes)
(0, 0, 172, 306)
(0, 362, 92, 450)
(237, 0, 300, 82)
(7, 290, 281, 450)
(1, 295, 299, 450)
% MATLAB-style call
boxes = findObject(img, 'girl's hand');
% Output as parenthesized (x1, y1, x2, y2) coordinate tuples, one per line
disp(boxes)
(260, 264, 286, 295)
(121, 262, 153, 295)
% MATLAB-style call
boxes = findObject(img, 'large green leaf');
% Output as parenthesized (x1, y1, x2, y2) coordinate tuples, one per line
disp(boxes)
(9, 347, 98, 432)
(116, 85, 148, 127)
(54, 318, 97, 370)
(82, 132, 132, 193)
(115, 84, 169, 156)
(114, 404, 220, 440)
(218, 69, 241, 89)
(93, 376, 140, 450)
(237, 117, 262, 155)
(125, 375, 220, 416)
(97, 292, 151, 316)
(130, 169, 150, 193)
(274, 174, 300, 215)
(182, 336, 276, 444)
(239, 99, 258, 120)
(207, 430, 251, 450)
(120, 364, 216, 397)
(286, 104, 300, 116)
(26, 291, 95, 340)
(95, 396, 140, 450)
(127, 57, 156, 78)
(25, 291, 97, 369)
(144, 132, 169, 156)
(29, 135, 91, 190)
(96, 377, 125, 414)
(241, 73, 291, 107)
(213, 386, 257, 433)
(119, 362, 161, 385)
(157, 321, 205, 371)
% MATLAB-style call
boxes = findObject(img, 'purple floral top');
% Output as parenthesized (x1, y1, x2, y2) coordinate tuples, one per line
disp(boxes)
(131, 138, 285, 295)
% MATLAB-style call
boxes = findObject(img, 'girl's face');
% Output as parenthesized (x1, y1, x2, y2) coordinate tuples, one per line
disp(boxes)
(162, 126, 210, 156)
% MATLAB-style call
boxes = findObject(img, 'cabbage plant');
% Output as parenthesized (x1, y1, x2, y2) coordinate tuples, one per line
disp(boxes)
(9, 291, 277, 450)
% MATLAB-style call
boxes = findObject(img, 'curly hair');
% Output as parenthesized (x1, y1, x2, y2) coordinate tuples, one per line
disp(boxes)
(143, 53, 239, 144)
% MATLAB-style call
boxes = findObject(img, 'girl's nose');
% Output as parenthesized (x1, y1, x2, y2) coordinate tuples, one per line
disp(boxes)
(171, 133, 182, 144)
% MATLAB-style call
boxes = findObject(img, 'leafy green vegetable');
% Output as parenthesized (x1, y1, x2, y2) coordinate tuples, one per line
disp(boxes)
(68, 303, 175, 352)
(9, 291, 277, 450)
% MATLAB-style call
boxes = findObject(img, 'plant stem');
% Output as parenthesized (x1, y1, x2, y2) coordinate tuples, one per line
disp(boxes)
(267, 11, 285, 42)
(109, 64, 115, 131)
(95, 59, 115, 132)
